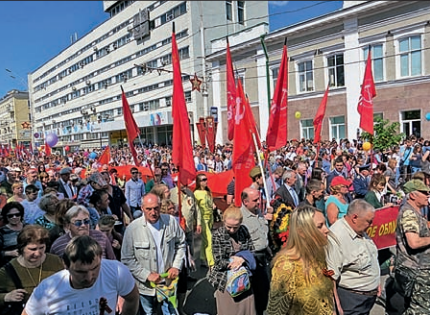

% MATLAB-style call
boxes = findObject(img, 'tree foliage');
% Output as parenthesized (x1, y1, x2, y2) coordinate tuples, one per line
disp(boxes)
(361, 117, 405, 150)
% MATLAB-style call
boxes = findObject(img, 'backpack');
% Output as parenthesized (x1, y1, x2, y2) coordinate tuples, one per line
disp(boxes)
(225, 265, 251, 298)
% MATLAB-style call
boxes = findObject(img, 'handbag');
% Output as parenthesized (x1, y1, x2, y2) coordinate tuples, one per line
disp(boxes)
(392, 266, 416, 298)
(1, 263, 25, 315)
(225, 265, 251, 298)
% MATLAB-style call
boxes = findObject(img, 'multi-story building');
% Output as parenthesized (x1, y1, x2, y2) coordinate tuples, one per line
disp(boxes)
(0, 90, 31, 149)
(208, 0, 430, 143)
(28, 1, 268, 151)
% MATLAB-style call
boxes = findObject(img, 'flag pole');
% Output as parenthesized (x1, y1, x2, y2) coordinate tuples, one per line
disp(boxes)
(252, 132, 271, 213)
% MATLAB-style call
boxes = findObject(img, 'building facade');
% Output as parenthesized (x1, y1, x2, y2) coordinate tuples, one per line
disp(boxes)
(207, 1, 430, 144)
(28, 1, 268, 151)
(0, 90, 31, 149)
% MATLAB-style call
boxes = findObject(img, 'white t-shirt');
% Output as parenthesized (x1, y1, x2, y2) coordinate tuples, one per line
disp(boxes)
(24, 259, 135, 315)
(147, 221, 165, 274)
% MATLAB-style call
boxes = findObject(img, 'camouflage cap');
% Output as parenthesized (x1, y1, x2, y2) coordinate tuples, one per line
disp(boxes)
(403, 179, 430, 194)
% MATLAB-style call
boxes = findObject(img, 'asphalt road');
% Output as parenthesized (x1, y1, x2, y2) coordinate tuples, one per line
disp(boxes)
(181, 225, 387, 315)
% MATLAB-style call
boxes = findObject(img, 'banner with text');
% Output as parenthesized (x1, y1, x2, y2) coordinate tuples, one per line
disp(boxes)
(367, 205, 399, 250)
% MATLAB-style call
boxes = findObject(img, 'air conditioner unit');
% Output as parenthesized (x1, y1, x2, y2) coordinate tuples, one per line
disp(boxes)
(93, 46, 98, 51)
(81, 109, 88, 115)
(79, 62, 84, 68)
(86, 80, 91, 85)
(112, 43, 117, 49)
(166, 14, 173, 21)
(72, 86, 77, 91)
(105, 47, 110, 53)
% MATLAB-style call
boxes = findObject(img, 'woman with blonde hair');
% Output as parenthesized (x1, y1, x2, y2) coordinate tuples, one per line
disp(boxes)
(267, 205, 334, 315)
(7, 182, 25, 203)
(208, 204, 256, 315)
(150, 183, 171, 201)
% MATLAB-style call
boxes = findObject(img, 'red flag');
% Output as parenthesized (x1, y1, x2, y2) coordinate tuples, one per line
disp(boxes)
(206, 116, 216, 153)
(45, 143, 51, 156)
(313, 84, 330, 144)
(232, 79, 257, 207)
(196, 118, 207, 147)
(121, 86, 140, 166)
(171, 29, 196, 187)
(226, 40, 236, 141)
(98, 146, 111, 165)
(266, 43, 288, 152)
(358, 49, 376, 135)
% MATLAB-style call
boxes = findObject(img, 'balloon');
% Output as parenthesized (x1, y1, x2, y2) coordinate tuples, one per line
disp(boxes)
(65, 146, 70, 151)
(426, 112, 430, 121)
(89, 152, 97, 159)
(363, 142, 372, 151)
(295, 111, 301, 119)
(45, 133, 58, 147)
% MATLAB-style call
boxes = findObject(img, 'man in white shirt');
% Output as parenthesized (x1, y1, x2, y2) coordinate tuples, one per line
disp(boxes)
(23, 235, 139, 315)
(121, 193, 186, 314)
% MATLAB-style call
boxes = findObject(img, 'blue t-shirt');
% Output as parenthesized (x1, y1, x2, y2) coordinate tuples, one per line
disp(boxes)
(324, 195, 349, 227)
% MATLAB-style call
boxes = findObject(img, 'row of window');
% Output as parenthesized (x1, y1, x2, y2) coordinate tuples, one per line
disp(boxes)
(271, 35, 424, 94)
(300, 110, 422, 141)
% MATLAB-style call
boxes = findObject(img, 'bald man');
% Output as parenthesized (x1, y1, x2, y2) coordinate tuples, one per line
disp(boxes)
(121, 193, 186, 314)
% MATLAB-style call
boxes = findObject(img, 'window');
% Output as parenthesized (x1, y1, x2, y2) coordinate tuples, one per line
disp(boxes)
(327, 54, 344, 87)
(185, 91, 192, 103)
(237, 1, 245, 25)
(363, 44, 384, 82)
(226, 1, 232, 20)
(401, 110, 421, 138)
(271, 67, 279, 92)
(298, 61, 313, 92)
(301, 119, 314, 140)
(399, 36, 422, 77)
(118, 108, 123, 116)
(165, 96, 172, 107)
(329, 116, 345, 141)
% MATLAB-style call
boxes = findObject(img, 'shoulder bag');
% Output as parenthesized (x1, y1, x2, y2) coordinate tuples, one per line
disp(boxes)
(1, 262, 25, 315)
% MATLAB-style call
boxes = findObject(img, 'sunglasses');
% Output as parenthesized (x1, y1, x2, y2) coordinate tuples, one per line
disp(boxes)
(26, 191, 38, 195)
(7, 213, 21, 219)
(131, 172, 138, 174)
(71, 218, 91, 227)
(200, 178, 208, 182)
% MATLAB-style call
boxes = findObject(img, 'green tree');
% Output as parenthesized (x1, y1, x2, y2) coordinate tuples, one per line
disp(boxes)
(361, 117, 405, 150)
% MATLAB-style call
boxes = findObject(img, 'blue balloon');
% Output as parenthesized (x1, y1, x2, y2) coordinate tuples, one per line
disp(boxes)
(89, 152, 97, 159)
(426, 112, 430, 121)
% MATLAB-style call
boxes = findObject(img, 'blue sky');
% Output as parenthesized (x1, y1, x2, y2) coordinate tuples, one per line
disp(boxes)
(0, 1, 342, 97)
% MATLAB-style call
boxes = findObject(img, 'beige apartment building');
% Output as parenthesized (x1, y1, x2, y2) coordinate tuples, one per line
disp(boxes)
(0, 90, 31, 150)
(208, 1, 430, 144)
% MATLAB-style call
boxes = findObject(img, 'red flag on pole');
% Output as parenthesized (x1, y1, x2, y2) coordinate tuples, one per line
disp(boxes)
(121, 86, 140, 166)
(206, 117, 216, 153)
(313, 84, 330, 144)
(171, 26, 196, 187)
(357, 49, 376, 135)
(98, 146, 111, 165)
(45, 142, 51, 156)
(226, 39, 236, 141)
(196, 118, 207, 148)
(232, 79, 257, 207)
(266, 42, 288, 152)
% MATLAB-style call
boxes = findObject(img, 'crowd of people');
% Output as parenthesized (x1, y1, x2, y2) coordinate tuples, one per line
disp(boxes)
(0, 134, 429, 315)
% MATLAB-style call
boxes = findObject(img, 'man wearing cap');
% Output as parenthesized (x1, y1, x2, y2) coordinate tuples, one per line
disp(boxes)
(327, 199, 380, 315)
(353, 164, 371, 199)
(57, 167, 74, 200)
(392, 179, 430, 314)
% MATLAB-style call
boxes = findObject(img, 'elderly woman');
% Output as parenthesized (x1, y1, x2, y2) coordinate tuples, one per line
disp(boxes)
(7, 183, 25, 203)
(324, 176, 350, 227)
(267, 206, 333, 315)
(207, 205, 256, 315)
(0, 202, 25, 267)
(35, 194, 60, 231)
(0, 225, 64, 313)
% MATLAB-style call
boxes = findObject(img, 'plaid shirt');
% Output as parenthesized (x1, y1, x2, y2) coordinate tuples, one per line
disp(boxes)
(207, 225, 254, 292)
